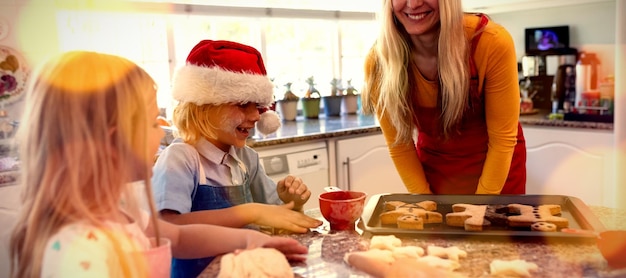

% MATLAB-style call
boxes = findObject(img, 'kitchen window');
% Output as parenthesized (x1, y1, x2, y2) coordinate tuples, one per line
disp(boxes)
(56, 10, 173, 111)
(264, 18, 336, 95)
(56, 5, 376, 116)
(339, 20, 378, 94)
(170, 15, 263, 71)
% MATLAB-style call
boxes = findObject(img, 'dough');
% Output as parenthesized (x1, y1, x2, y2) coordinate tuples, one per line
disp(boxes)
(426, 246, 467, 261)
(391, 246, 425, 260)
(490, 259, 538, 277)
(345, 235, 466, 276)
(369, 235, 402, 250)
(218, 248, 293, 278)
(417, 255, 461, 271)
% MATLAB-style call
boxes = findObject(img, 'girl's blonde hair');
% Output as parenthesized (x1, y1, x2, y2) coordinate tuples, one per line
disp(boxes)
(362, 0, 469, 144)
(10, 51, 161, 277)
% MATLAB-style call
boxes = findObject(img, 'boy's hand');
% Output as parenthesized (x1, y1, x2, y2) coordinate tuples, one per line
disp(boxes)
(251, 202, 322, 233)
(277, 175, 311, 211)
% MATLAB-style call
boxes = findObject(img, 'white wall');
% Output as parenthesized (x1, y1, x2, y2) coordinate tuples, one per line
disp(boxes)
(490, 1, 616, 78)
(613, 0, 626, 210)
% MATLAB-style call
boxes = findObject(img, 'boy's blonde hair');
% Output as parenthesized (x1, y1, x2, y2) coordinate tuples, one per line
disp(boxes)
(362, 0, 469, 144)
(172, 102, 223, 145)
(10, 51, 161, 277)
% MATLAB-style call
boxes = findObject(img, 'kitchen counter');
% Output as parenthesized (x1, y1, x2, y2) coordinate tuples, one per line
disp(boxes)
(246, 110, 614, 148)
(198, 205, 626, 278)
(247, 113, 381, 148)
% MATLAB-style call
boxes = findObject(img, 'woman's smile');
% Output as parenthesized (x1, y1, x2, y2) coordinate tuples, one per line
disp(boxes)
(393, 0, 440, 36)
(405, 10, 432, 21)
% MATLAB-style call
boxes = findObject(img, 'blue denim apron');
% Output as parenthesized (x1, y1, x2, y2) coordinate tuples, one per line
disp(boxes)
(171, 155, 252, 278)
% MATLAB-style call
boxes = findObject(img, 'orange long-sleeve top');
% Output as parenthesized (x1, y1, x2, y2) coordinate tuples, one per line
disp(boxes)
(366, 15, 521, 194)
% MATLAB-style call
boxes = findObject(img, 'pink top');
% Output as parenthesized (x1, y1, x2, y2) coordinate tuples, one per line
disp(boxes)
(42, 210, 171, 277)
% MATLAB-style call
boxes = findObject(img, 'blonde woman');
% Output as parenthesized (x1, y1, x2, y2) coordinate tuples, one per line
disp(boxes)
(361, 0, 526, 195)
(9, 51, 307, 277)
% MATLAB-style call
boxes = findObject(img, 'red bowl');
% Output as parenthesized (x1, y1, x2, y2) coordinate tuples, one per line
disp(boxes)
(597, 230, 626, 269)
(319, 191, 366, 231)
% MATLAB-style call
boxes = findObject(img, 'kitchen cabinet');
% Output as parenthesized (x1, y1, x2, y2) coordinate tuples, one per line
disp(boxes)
(523, 126, 615, 207)
(332, 133, 406, 203)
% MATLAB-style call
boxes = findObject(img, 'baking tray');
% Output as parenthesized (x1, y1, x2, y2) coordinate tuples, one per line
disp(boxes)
(361, 194, 606, 242)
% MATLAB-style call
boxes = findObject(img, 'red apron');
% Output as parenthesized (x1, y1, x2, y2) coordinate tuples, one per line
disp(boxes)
(414, 14, 526, 194)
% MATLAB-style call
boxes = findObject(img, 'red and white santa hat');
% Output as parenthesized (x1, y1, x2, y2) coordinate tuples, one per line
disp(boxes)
(171, 40, 281, 135)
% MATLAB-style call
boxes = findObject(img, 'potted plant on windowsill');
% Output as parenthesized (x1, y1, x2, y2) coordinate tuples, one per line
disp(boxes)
(322, 78, 343, 117)
(341, 79, 359, 115)
(276, 82, 299, 121)
(301, 76, 321, 119)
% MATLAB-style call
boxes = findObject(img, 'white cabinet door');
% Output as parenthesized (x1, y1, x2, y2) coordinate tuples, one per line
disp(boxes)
(523, 126, 614, 207)
(335, 133, 406, 203)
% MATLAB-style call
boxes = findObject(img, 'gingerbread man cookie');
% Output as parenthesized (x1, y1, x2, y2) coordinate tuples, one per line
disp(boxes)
(445, 204, 489, 231)
(531, 222, 558, 232)
(397, 214, 424, 230)
(380, 206, 443, 226)
(380, 200, 442, 229)
(507, 204, 569, 229)
(383, 200, 437, 211)
(484, 204, 509, 227)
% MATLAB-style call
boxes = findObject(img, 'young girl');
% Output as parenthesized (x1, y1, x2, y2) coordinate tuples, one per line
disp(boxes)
(151, 40, 322, 277)
(9, 51, 308, 277)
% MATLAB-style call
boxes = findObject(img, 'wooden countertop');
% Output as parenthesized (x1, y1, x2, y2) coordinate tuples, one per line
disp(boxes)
(244, 110, 613, 149)
(199, 205, 626, 277)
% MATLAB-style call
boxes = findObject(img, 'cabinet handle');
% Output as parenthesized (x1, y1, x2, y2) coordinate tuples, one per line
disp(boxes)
(343, 157, 351, 190)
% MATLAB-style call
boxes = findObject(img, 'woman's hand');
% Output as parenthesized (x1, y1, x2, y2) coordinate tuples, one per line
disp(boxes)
(277, 175, 311, 211)
(250, 202, 322, 233)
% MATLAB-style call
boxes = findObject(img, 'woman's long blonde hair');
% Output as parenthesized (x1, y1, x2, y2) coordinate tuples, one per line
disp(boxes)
(10, 51, 161, 277)
(362, 0, 469, 144)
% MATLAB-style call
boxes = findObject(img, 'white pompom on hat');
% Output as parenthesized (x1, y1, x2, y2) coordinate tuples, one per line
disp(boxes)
(171, 40, 281, 135)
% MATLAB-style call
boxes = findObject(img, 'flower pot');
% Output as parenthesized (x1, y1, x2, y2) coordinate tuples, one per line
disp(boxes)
(301, 98, 321, 119)
(322, 95, 342, 117)
(277, 100, 298, 121)
(341, 94, 359, 115)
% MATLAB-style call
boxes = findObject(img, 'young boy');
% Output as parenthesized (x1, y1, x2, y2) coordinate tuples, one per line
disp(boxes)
(152, 40, 321, 277)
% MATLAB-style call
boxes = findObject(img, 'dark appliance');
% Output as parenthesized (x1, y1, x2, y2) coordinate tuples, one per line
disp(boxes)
(525, 25, 572, 56)
(520, 25, 578, 111)
(551, 64, 576, 113)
